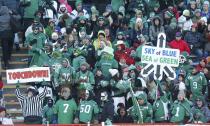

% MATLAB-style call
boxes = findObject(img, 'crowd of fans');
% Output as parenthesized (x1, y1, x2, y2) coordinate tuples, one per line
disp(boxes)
(0, 0, 210, 125)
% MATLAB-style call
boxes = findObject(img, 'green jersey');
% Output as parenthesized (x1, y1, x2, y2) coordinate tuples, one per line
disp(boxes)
(95, 58, 118, 79)
(153, 96, 170, 122)
(78, 100, 99, 123)
(185, 72, 207, 99)
(49, 58, 62, 74)
(56, 66, 75, 85)
(130, 103, 153, 123)
(54, 99, 77, 124)
(76, 71, 95, 85)
(170, 100, 191, 123)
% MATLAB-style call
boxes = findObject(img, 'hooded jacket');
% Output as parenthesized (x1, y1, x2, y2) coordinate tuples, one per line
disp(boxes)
(58, 0, 72, 13)
(191, 98, 210, 123)
(130, 92, 153, 123)
(149, 16, 165, 41)
(58, 4, 69, 19)
(93, 30, 112, 50)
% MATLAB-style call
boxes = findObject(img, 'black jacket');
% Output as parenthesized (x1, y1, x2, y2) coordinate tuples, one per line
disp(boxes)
(100, 100, 115, 122)
(113, 115, 133, 123)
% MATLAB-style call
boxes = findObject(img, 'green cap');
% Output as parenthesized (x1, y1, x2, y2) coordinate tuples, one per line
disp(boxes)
(98, 16, 105, 21)
(117, 31, 124, 36)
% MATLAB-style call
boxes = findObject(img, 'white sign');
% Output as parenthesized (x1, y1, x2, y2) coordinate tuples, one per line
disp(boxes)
(141, 46, 180, 67)
(6, 67, 51, 84)
(141, 33, 179, 80)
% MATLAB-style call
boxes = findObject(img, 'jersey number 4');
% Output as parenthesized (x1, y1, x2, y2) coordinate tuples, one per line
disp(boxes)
(80, 105, 91, 113)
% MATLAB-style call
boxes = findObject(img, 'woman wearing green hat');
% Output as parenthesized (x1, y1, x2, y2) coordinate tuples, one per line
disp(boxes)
(70, 0, 89, 20)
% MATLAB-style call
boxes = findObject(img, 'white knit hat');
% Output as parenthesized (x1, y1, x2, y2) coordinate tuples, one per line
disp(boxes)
(200, 17, 207, 25)
(204, 1, 209, 6)
(51, 32, 59, 40)
(115, 40, 124, 46)
(183, 9, 190, 17)
(136, 18, 142, 23)
(109, 69, 119, 77)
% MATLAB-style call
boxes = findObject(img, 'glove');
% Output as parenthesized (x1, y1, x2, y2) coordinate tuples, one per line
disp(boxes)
(30, 39, 37, 45)
(93, 119, 99, 124)
(16, 81, 20, 88)
(105, 118, 112, 125)
(34, 48, 41, 54)
(74, 118, 79, 124)
(42, 79, 49, 86)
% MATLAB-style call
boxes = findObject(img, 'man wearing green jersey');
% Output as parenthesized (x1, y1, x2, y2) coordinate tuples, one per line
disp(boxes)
(55, 58, 75, 85)
(185, 66, 207, 101)
(153, 83, 170, 122)
(75, 90, 99, 124)
(53, 86, 77, 124)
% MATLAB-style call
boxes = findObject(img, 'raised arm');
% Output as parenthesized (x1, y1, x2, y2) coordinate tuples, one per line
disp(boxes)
(15, 83, 25, 102)
(38, 86, 47, 100)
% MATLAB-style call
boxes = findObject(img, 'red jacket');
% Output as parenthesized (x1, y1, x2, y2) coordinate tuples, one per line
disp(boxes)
(169, 39, 190, 54)
(114, 44, 135, 65)
(196, 58, 207, 72)
(0, 81, 3, 89)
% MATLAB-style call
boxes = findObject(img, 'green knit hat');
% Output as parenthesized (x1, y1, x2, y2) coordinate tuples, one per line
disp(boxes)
(79, 16, 86, 21)
(128, 65, 136, 71)
(154, 3, 160, 8)
(117, 31, 124, 36)
(52, 51, 62, 59)
(136, 92, 147, 102)
(75, 0, 82, 7)
(33, 17, 40, 23)
(80, 61, 89, 67)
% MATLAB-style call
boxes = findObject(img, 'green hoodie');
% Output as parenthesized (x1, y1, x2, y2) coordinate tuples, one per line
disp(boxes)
(129, 92, 153, 123)
(25, 32, 47, 66)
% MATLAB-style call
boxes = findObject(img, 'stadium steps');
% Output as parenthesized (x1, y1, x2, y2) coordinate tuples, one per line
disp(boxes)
(0, 46, 29, 123)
